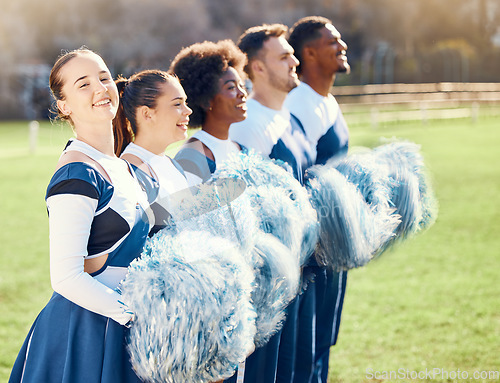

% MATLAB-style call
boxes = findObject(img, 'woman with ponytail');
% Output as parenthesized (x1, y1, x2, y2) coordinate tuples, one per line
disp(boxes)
(112, 70, 255, 383)
(113, 70, 192, 235)
(9, 48, 151, 383)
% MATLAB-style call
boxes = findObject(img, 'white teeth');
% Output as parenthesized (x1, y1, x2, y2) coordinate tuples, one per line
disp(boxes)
(94, 99, 110, 106)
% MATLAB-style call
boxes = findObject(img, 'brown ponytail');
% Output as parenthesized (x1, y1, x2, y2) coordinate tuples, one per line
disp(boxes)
(113, 76, 134, 156)
(112, 70, 178, 156)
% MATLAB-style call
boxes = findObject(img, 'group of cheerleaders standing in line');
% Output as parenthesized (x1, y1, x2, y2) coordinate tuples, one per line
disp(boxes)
(10, 16, 437, 383)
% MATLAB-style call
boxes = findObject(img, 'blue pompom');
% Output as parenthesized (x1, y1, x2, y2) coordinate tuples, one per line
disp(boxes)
(167, 178, 259, 253)
(329, 139, 438, 258)
(249, 232, 300, 346)
(213, 150, 319, 265)
(211, 151, 316, 342)
(334, 147, 394, 213)
(373, 140, 438, 234)
(306, 165, 397, 271)
(120, 230, 256, 383)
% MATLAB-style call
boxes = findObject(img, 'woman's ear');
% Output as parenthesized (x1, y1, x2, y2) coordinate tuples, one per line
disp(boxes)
(139, 105, 154, 121)
(57, 99, 71, 116)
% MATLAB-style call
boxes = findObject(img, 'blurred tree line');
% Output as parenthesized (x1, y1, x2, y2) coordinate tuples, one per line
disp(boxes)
(1, 0, 499, 118)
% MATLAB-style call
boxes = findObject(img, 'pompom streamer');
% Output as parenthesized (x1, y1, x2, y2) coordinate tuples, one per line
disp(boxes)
(118, 140, 437, 382)
(308, 139, 438, 270)
(120, 230, 256, 383)
(212, 150, 319, 265)
(210, 152, 314, 342)
(249, 232, 301, 347)
(334, 147, 394, 213)
(245, 185, 312, 266)
(166, 178, 259, 252)
(121, 171, 308, 381)
(372, 140, 438, 234)
(306, 165, 398, 271)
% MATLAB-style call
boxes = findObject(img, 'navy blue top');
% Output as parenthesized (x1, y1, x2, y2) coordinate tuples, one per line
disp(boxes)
(46, 161, 149, 269)
(174, 147, 216, 182)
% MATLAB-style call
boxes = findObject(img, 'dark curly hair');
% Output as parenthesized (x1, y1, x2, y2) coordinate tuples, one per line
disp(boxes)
(237, 24, 288, 80)
(169, 39, 246, 127)
(288, 16, 332, 75)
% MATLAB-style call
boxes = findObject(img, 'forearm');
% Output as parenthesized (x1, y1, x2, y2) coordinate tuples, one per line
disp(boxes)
(48, 193, 133, 325)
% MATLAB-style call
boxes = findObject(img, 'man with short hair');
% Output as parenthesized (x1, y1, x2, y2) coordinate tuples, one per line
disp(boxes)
(227, 23, 315, 383)
(285, 16, 351, 382)
(230, 24, 313, 183)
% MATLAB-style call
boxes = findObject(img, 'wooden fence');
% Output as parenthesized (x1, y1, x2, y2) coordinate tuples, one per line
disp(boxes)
(333, 82, 500, 126)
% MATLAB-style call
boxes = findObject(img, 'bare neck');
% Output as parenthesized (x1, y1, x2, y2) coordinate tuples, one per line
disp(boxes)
(300, 69, 336, 98)
(133, 134, 167, 156)
(75, 123, 115, 156)
(202, 114, 230, 140)
(251, 82, 287, 111)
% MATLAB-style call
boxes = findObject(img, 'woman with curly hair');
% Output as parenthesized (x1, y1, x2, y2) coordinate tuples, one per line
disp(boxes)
(170, 39, 248, 185)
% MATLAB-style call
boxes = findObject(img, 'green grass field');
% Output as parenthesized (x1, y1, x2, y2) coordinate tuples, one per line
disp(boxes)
(0, 115, 498, 382)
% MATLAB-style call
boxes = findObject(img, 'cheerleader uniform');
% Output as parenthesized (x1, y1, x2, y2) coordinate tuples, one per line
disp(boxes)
(9, 139, 151, 383)
(228, 98, 314, 383)
(285, 81, 350, 383)
(174, 129, 241, 186)
(121, 142, 189, 235)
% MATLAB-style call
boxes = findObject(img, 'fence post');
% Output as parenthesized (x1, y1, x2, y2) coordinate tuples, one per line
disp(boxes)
(420, 103, 428, 125)
(371, 107, 379, 128)
(29, 120, 39, 154)
(471, 102, 479, 123)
